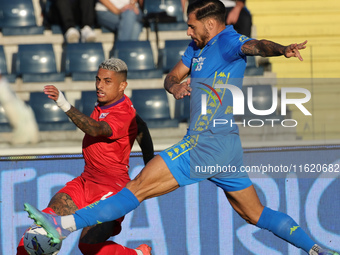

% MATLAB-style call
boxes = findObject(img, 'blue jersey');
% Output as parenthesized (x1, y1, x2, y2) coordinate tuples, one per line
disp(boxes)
(182, 26, 253, 136)
(159, 26, 253, 190)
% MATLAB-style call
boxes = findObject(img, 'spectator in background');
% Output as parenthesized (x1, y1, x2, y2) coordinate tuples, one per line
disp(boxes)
(222, 0, 252, 37)
(181, 0, 252, 37)
(0, 75, 39, 145)
(95, 0, 143, 41)
(43, 0, 96, 43)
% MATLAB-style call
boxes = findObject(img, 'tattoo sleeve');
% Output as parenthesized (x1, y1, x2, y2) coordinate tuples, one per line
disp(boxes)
(242, 39, 287, 57)
(65, 106, 112, 137)
(48, 193, 78, 215)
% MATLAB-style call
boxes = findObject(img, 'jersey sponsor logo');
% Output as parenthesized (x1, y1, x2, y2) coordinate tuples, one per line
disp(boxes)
(192, 56, 206, 71)
(99, 113, 109, 119)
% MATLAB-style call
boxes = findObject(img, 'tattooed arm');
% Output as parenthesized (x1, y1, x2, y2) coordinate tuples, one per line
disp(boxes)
(65, 106, 112, 137)
(241, 39, 307, 61)
(43, 85, 112, 137)
(164, 60, 191, 100)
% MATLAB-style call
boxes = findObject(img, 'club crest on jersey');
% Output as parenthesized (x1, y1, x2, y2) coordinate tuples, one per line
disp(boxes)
(192, 56, 206, 71)
(99, 113, 109, 119)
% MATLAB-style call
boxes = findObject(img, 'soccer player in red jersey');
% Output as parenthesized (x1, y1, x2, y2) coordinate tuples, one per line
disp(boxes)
(17, 58, 153, 255)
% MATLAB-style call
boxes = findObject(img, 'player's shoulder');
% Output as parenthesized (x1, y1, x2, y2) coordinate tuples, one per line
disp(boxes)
(219, 26, 241, 41)
(218, 27, 252, 50)
(103, 96, 135, 118)
(120, 95, 137, 116)
(123, 95, 135, 111)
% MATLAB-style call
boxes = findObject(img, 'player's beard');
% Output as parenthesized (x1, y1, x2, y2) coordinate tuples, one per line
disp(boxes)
(194, 27, 210, 49)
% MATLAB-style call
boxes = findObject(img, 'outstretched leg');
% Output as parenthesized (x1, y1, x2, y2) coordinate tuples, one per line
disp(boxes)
(25, 155, 180, 243)
(224, 184, 338, 255)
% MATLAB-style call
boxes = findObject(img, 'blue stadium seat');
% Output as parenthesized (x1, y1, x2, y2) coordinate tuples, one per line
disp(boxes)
(174, 96, 190, 122)
(111, 41, 162, 79)
(28, 92, 76, 131)
(62, 43, 105, 81)
(244, 56, 264, 76)
(0, 104, 12, 132)
(0, 0, 44, 35)
(51, 25, 63, 34)
(0, 46, 16, 83)
(15, 44, 65, 83)
(78, 91, 98, 116)
(240, 85, 280, 121)
(100, 27, 112, 34)
(159, 39, 191, 73)
(131, 89, 179, 128)
(143, 0, 187, 31)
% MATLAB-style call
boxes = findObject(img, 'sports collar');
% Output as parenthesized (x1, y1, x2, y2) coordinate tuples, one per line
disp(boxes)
(99, 95, 125, 110)
(205, 26, 231, 47)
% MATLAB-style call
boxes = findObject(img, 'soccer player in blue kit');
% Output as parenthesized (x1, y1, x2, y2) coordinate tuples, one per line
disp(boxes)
(24, 0, 339, 254)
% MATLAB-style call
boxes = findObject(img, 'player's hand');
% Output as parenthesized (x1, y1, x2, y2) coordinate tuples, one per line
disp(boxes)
(132, 5, 139, 15)
(43, 85, 59, 101)
(121, 3, 136, 13)
(284, 40, 307, 61)
(171, 78, 192, 100)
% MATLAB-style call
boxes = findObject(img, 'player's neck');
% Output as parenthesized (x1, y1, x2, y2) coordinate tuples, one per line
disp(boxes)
(206, 24, 226, 43)
(214, 24, 226, 36)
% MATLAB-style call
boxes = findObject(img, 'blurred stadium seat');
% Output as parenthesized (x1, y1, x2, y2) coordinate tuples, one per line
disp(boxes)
(14, 44, 65, 83)
(0, 0, 44, 35)
(77, 91, 97, 116)
(62, 43, 105, 81)
(174, 95, 190, 122)
(244, 56, 264, 76)
(50, 25, 63, 34)
(131, 89, 179, 128)
(111, 40, 162, 79)
(0, 46, 16, 83)
(28, 92, 76, 131)
(143, 0, 187, 31)
(158, 39, 191, 73)
(0, 104, 12, 132)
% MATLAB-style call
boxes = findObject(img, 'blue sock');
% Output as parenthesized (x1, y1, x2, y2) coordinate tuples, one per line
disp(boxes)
(256, 207, 315, 253)
(73, 188, 140, 229)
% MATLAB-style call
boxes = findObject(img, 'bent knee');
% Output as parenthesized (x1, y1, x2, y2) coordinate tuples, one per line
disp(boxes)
(240, 213, 260, 225)
(238, 206, 264, 225)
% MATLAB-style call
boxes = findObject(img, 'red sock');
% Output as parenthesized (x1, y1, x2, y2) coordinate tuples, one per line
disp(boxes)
(16, 208, 55, 255)
(78, 241, 138, 255)
(16, 236, 27, 255)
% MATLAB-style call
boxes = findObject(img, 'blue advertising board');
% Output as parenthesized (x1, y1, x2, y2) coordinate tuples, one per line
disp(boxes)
(1, 146, 340, 255)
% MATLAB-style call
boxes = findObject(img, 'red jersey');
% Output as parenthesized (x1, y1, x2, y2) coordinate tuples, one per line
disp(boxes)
(81, 95, 138, 186)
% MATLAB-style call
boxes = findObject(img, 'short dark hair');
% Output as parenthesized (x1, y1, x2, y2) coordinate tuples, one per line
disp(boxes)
(187, 0, 226, 24)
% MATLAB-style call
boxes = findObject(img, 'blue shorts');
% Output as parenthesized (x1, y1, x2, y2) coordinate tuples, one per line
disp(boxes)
(159, 131, 252, 192)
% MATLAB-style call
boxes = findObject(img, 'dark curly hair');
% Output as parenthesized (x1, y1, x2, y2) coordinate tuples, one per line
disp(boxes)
(187, 0, 226, 24)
